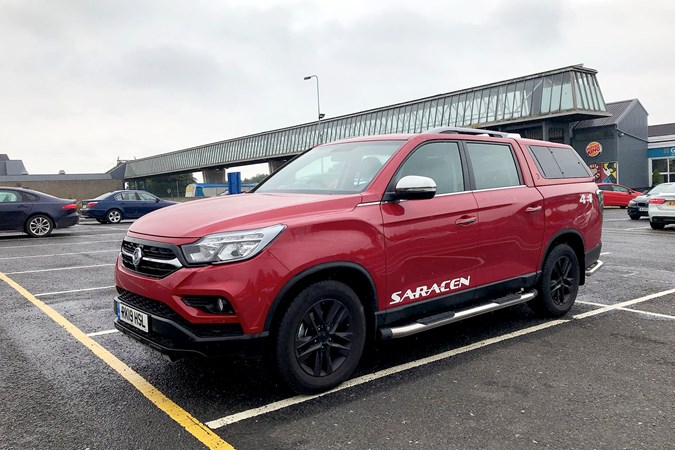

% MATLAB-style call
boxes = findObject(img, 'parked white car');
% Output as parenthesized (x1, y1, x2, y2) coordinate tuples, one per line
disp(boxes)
(648, 183, 675, 229)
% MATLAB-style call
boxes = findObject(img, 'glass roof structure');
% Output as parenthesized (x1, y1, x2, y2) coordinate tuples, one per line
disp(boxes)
(124, 65, 609, 179)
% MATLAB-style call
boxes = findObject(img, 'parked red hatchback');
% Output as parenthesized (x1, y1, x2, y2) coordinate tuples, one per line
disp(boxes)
(114, 128, 604, 393)
(596, 182, 641, 207)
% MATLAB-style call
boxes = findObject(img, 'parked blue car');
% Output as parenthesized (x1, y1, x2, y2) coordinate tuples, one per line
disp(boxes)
(81, 190, 176, 224)
(0, 187, 79, 237)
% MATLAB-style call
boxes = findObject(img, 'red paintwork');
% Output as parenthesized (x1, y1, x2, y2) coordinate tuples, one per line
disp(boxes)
(596, 182, 641, 207)
(116, 133, 603, 335)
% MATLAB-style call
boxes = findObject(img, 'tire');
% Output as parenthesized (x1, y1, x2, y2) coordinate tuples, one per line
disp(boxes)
(106, 209, 123, 224)
(628, 214, 640, 220)
(25, 214, 54, 238)
(529, 244, 580, 317)
(650, 221, 665, 230)
(620, 206, 626, 209)
(274, 280, 366, 394)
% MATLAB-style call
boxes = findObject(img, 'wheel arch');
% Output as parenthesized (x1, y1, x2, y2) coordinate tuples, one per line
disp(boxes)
(264, 262, 378, 341)
(541, 229, 587, 285)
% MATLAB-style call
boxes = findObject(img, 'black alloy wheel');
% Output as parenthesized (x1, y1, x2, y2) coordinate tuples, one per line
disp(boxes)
(295, 299, 353, 378)
(275, 280, 366, 394)
(529, 244, 579, 317)
(549, 254, 575, 307)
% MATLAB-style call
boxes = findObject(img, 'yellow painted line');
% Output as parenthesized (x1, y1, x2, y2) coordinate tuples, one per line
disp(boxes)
(0, 272, 234, 450)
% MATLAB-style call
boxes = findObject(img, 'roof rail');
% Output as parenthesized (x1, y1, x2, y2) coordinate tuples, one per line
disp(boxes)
(424, 127, 509, 138)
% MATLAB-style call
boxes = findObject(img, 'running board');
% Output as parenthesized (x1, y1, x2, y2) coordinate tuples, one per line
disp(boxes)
(585, 260, 603, 277)
(379, 290, 537, 340)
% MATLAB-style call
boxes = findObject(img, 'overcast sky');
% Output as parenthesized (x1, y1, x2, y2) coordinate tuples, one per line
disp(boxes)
(1, 0, 673, 177)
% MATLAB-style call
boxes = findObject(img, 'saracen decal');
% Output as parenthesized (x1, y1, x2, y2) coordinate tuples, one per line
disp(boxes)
(390, 276, 471, 305)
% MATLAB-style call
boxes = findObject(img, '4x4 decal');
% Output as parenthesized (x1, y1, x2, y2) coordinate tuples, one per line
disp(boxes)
(390, 276, 471, 305)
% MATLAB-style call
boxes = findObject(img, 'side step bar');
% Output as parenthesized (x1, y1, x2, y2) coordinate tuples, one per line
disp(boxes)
(379, 290, 537, 340)
(585, 260, 603, 277)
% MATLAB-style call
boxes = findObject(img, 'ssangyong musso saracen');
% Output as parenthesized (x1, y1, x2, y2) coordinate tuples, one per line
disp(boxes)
(114, 127, 604, 394)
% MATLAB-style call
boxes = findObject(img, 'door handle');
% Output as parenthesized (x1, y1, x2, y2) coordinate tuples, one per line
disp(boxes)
(455, 216, 477, 225)
(525, 206, 542, 213)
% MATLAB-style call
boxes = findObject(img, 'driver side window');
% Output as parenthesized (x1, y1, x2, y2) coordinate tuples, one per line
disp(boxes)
(392, 141, 464, 195)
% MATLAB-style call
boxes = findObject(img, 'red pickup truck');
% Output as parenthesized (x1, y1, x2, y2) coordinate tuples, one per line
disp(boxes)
(114, 127, 604, 393)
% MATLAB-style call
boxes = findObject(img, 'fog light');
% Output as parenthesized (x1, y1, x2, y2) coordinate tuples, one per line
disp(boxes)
(182, 296, 234, 315)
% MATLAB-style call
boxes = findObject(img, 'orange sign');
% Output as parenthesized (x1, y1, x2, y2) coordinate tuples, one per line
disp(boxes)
(586, 141, 602, 158)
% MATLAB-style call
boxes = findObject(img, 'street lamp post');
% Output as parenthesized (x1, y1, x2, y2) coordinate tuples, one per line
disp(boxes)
(303, 75, 325, 121)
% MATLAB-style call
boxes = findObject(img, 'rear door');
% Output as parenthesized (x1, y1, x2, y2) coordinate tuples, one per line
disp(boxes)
(382, 140, 479, 310)
(464, 141, 545, 287)
(115, 192, 139, 218)
(0, 190, 32, 231)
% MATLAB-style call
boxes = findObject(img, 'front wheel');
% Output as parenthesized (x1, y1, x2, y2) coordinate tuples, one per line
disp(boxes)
(26, 215, 54, 237)
(529, 244, 580, 317)
(274, 281, 366, 394)
(106, 209, 122, 224)
(650, 221, 665, 230)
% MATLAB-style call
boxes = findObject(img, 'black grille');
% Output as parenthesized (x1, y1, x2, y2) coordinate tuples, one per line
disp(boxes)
(117, 288, 244, 338)
(121, 239, 181, 278)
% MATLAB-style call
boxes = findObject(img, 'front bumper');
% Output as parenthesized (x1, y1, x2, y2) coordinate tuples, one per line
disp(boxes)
(114, 295, 268, 359)
(626, 205, 648, 217)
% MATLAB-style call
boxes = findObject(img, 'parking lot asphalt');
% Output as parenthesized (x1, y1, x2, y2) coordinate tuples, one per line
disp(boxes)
(1, 210, 673, 450)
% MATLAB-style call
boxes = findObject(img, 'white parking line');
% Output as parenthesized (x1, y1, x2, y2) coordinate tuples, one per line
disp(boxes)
(600, 252, 612, 256)
(0, 249, 118, 260)
(35, 286, 116, 297)
(4, 264, 115, 275)
(0, 239, 122, 250)
(206, 287, 675, 429)
(577, 300, 675, 320)
(87, 329, 119, 337)
(624, 226, 651, 231)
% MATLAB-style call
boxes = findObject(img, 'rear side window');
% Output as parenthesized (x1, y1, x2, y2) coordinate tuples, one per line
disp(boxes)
(529, 145, 592, 178)
(466, 142, 521, 190)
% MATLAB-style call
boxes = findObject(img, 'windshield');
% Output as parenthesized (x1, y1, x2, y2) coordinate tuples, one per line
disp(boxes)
(254, 140, 404, 194)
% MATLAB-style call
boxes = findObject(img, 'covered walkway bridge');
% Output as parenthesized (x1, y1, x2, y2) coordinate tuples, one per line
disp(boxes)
(124, 64, 610, 181)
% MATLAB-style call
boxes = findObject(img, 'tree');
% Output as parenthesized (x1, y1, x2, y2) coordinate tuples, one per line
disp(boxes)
(140, 173, 196, 197)
(243, 173, 269, 183)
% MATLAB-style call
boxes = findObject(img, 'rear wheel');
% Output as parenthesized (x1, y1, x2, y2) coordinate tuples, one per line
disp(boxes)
(650, 220, 665, 230)
(106, 209, 122, 224)
(25, 215, 54, 238)
(529, 244, 579, 317)
(274, 281, 366, 394)
(628, 214, 640, 220)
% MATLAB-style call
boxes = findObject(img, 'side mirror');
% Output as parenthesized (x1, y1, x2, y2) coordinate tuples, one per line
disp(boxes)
(394, 175, 437, 200)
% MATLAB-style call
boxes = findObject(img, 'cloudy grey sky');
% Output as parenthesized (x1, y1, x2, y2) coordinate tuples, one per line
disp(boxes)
(1, 0, 673, 176)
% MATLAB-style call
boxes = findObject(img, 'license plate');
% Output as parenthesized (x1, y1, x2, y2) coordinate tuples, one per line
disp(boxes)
(639, 207, 648, 212)
(118, 303, 149, 333)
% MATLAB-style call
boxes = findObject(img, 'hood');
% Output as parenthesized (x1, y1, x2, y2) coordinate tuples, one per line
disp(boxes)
(128, 193, 362, 239)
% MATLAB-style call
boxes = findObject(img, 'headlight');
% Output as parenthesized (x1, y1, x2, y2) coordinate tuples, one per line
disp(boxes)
(628, 200, 636, 206)
(181, 224, 285, 264)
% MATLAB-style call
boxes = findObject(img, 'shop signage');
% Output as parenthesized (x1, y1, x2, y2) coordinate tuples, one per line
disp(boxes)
(647, 147, 675, 158)
(586, 141, 603, 158)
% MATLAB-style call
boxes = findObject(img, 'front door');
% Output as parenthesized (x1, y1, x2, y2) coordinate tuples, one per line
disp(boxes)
(0, 190, 31, 231)
(382, 141, 479, 311)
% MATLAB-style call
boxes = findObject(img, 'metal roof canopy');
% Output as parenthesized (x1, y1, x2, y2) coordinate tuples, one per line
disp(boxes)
(124, 64, 610, 179)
